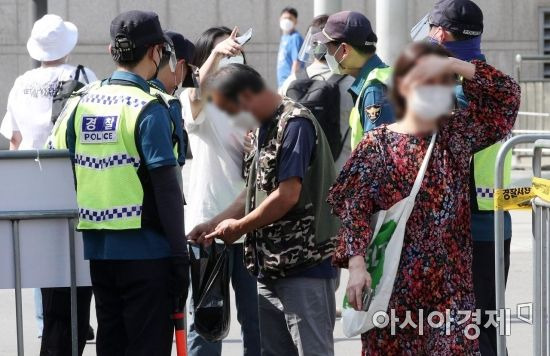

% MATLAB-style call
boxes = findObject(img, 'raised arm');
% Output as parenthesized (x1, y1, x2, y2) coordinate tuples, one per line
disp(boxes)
(443, 59, 520, 154)
(187, 27, 242, 120)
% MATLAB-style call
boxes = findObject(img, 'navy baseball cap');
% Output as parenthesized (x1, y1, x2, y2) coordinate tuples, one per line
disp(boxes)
(429, 0, 483, 36)
(165, 31, 197, 88)
(165, 31, 194, 62)
(110, 10, 167, 49)
(311, 11, 377, 48)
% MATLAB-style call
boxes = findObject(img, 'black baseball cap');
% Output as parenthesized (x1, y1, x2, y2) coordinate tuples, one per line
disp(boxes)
(110, 10, 167, 48)
(311, 11, 377, 48)
(429, 0, 483, 36)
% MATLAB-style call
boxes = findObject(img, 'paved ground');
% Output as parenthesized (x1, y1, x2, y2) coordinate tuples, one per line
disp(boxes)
(0, 167, 542, 355)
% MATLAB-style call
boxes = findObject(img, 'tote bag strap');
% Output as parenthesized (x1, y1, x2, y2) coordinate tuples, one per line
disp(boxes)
(409, 132, 437, 198)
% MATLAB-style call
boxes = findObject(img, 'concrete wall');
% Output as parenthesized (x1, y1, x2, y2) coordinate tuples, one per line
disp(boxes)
(0, 0, 548, 149)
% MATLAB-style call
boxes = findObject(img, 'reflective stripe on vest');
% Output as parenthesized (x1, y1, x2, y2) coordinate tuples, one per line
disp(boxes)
(73, 84, 157, 230)
(74, 152, 140, 169)
(79, 205, 142, 223)
(474, 140, 512, 211)
(349, 67, 393, 150)
(45, 82, 101, 150)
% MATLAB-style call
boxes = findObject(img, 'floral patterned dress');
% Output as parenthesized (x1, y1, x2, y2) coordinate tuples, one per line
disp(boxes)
(327, 61, 520, 355)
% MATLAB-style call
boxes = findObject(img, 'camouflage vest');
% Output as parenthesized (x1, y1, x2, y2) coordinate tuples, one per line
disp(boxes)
(244, 97, 340, 279)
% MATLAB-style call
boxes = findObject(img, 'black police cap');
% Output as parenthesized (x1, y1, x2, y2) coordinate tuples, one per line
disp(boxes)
(110, 10, 166, 50)
(430, 0, 483, 36)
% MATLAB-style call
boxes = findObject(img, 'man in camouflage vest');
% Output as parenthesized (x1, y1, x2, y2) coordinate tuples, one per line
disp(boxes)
(187, 63, 340, 355)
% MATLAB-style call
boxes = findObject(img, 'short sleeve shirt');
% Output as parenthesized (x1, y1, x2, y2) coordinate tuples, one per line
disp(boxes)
(277, 31, 304, 88)
(258, 116, 337, 279)
(0, 64, 97, 149)
(180, 89, 247, 242)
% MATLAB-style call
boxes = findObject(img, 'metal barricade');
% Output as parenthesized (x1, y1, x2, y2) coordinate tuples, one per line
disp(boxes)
(495, 134, 550, 356)
(0, 150, 80, 356)
(532, 139, 550, 356)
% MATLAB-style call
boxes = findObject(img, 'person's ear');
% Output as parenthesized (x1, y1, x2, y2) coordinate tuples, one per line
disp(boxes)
(108, 44, 112, 54)
(440, 29, 453, 42)
(434, 26, 446, 43)
(397, 78, 410, 99)
(340, 42, 352, 60)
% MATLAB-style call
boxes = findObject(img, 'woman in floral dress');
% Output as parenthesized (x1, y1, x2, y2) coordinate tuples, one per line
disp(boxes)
(327, 42, 520, 355)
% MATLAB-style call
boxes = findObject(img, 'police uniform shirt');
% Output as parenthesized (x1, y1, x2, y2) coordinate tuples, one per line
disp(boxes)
(348, 54, 394, 133)
(66, 71, 178, 260)
(0, 64, 97, 149)
(148, 78, 187, 165)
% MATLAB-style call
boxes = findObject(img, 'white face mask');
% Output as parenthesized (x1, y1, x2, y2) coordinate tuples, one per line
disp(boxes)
(219, 54, 245, 68)
(409, 85, 455, 121)
(231, 112, 257, 129)
(325, 44, 343, 75)
(280, 18, 294, 33)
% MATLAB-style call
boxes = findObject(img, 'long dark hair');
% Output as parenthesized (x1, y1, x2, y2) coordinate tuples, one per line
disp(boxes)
(391, 42, 453, 119)
(192, 26, 247, 67)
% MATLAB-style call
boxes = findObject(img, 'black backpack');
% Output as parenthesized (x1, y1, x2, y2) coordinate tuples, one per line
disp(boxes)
(51, 65, 89, 124)
(286, 70, 347, 160)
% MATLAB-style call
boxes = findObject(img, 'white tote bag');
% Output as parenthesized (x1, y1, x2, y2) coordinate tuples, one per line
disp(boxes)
(342, 132, 437, 337)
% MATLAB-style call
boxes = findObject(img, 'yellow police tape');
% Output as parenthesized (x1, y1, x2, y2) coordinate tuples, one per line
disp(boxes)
(494, 177, 550, 210)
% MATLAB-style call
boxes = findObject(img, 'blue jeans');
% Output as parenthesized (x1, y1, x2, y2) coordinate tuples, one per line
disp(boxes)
(188, 243, 260, 356)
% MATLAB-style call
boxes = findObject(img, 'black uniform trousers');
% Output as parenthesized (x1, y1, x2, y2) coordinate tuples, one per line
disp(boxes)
(472, 239, 511, 356)
(40, 286, 93, 356)
(90, 258, 174, 356)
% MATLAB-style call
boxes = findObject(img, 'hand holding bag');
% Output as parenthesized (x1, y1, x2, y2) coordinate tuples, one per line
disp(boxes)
(342, 132, 437, 337)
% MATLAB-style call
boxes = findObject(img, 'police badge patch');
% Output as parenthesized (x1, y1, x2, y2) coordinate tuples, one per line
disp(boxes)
(365, 105, 381, 123)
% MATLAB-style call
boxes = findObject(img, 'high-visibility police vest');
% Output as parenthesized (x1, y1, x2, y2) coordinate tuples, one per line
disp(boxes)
(71, 83, 158, 230)
(349, 67, 393, 150)
(474, 141, 512, 210)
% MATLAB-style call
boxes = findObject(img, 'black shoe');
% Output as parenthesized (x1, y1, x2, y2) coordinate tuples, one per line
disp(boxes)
(87, 326, 94, 341)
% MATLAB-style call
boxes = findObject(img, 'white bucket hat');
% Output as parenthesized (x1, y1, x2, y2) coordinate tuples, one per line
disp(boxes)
(27, 14, 78, 61)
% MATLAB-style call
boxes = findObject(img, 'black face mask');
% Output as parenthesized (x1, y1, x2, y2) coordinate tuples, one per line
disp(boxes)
(149, 47, 162, 81)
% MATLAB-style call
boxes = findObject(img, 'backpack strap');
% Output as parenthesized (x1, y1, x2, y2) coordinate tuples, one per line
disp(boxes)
(296, 69, 310, 81)
(327, 74, 347, 85)
(74, 65, 90, 84)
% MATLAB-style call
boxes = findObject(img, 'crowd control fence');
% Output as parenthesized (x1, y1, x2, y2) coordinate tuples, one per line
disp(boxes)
(0, 150, 86, 356)
(495, 134, 550, 355)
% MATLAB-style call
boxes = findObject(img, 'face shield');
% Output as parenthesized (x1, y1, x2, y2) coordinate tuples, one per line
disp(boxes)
(410, 13, 431, 41)
(298, 27, 316, 63)
(298, 27, 328, 64)
(162, 42, 178, 73)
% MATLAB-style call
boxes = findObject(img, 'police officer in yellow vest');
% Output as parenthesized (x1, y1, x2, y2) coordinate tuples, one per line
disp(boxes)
(419, 1, 513, 354)
(312, 11, 394, 150)
(47, 11, 189, 355)
(149, 30, 197, 167)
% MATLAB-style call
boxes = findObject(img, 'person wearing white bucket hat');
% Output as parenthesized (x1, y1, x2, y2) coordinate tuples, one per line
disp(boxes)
(1, 14, 96, 150)
(0, 13, 97, 356)
(26, 14, 78, 62)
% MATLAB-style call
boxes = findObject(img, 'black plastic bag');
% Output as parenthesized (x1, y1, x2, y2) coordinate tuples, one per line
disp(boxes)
(190, 244, 231, 341)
